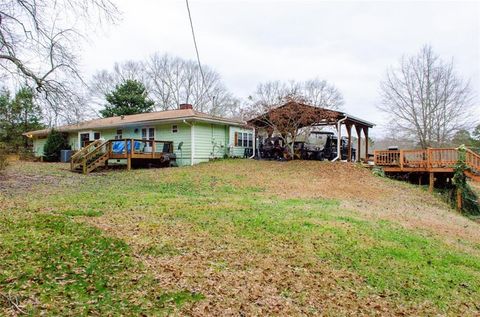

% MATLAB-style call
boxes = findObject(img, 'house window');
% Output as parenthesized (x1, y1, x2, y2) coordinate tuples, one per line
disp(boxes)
(93, 132, 101, 140)
(80, 133, 90, 147)
(115, 129, 122, 140)
(234, 132, 253, 148)
(141, 127, 155, 140)
(172, 125, 178, 133)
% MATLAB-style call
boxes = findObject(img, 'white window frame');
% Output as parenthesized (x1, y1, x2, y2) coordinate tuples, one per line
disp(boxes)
(115, 129, 123, 140)
(172, 124, 178, 133)
(78, 130, 102, 148)
(141, 127, 156, 140)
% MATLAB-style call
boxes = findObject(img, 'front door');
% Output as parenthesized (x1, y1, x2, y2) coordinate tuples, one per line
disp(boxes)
(141, 127, 155, 141)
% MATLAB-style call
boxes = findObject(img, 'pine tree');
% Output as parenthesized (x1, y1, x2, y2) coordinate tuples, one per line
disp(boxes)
(0, 87, 43, 150)
(100, 80, 154, 117)
(43, 129, 70, 162)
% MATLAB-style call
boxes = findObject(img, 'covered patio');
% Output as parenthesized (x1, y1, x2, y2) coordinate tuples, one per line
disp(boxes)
(247, 102, 374, 162)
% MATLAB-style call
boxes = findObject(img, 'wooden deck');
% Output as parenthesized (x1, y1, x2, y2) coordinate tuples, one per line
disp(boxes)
(70, 139, 175, 174)
(374, 147, 480, 189)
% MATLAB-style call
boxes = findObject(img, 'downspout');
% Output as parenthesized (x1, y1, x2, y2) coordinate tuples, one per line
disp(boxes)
(249, 127, 256, 159)
(183, 120, 195, 166)
(332, 115, 347, 162)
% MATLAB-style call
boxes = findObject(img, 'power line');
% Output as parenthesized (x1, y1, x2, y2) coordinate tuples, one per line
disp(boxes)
(185, 0, 208, 95)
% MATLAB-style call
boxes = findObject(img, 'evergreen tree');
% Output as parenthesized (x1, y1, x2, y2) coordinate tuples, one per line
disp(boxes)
(100, 80, 154, 117)
(43, 129, 70, 162)
(472, 124, 480, 148)
(0, 87, 43, 150)
(451, 129, 473, 147)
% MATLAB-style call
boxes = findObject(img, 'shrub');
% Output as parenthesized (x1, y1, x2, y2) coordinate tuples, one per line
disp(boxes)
(452, 145, 480, 215)
(372, 166, 385, 177)
(43, 129, 70, 162)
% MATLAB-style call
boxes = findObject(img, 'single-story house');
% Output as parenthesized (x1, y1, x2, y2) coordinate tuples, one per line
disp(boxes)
(24, 104, 253, 167)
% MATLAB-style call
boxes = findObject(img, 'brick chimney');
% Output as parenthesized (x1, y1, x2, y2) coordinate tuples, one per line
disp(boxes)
(179, 103, 193, 110)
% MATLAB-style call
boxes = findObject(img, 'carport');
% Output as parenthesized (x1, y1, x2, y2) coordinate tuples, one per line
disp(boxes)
(247, 101, 374, 162)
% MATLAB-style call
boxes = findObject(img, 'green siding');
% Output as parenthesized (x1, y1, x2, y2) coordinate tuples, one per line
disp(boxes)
(68, 133, 79, 150)
(156, 123, 192, 166)
(193, 123, 228, 164)
(229, 126, 254, 157)
(35, 121, 250, 165)
(32, 138, 47, 157)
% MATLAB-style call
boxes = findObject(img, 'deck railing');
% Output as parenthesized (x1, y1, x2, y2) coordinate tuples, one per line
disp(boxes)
(466, 149, 480, 173)
(71, 138, 175, 174)
(70, 140, 102, 171)
(374, 147, 478, 171)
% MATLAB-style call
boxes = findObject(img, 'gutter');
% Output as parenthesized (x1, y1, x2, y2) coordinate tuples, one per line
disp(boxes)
(248, 127, 256, 159)
(183, 120, 195, 166)
(332, 115, 347, 162)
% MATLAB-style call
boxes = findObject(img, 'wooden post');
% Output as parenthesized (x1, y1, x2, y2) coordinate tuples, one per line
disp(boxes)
(346, 123, 352, 162)
(399, 150, 404, 169)
(355, 125, 362, 163)
(152, 140, 156, 158)
(82, 158, 87, 175)
(429, 172, 434, 192)
(127, 139, 132, 170)
(363, 127, 369, 162)
(427, 148, 432, 169)
(418, 174, 422, 185)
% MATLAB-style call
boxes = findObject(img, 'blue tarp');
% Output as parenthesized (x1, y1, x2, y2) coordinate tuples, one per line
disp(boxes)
(112, 140, 142, 154)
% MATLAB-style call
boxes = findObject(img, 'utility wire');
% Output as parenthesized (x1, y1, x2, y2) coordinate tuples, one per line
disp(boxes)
(185, 0, 210, 102)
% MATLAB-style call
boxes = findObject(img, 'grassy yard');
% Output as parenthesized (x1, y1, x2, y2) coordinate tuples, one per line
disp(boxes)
(1, 160, 479, 315)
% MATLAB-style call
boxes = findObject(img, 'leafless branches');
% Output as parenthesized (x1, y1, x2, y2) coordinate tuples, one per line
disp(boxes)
(90, 53, 241, 117)
(0, 0, 119, 124)
(245, 95, 338, 159)
(379, 45, 475, 148)
(248, 79, 344, 111)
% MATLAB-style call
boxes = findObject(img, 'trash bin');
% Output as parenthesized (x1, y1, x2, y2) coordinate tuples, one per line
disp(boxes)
(60, 150, 73, 162)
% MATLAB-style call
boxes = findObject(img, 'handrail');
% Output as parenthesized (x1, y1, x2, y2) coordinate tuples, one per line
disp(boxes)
(466, 149, 480, 172)
(374, 147, 479, 173)
(83, 139, 111, 162)
(71, 140, 102, 162)
(71, 138, 177, 173)
(70, 139, 103, 171)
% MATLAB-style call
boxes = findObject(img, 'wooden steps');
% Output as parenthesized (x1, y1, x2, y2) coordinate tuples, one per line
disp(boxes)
(70, 138, 175, 174)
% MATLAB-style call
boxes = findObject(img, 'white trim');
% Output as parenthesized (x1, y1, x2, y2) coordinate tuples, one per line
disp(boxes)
(78, 130, 101, 148)
(141, 126, 156, 140)
(78, 131, 91, 149)
(191, 123, 195, 166)
(249, 128, 256, 159)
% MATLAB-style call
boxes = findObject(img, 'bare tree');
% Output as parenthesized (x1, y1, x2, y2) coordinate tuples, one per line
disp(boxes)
(379, 45, 475, 148)
(91, 54, 240, 117)
(145, 53, 238, 116)
(245, 95, 338, 159)
(0, 0, 119, 124)
(89, 60, 148, 108)
(248, 79, 344, 110)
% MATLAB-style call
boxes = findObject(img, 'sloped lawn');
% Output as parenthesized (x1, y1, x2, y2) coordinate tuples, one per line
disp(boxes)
(0, 160, 479, 315)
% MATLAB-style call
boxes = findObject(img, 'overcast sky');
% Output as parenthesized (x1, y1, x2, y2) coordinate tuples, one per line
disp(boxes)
(81, 0, 480, 136)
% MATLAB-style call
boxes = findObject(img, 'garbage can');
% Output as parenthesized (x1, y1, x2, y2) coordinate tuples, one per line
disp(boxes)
(60, 150, 73, 162)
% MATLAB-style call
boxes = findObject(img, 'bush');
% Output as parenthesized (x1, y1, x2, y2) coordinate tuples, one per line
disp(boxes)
(43, 130, 70, 162)
(372, 166, 385, 177)
(452, 145, 480, 215)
